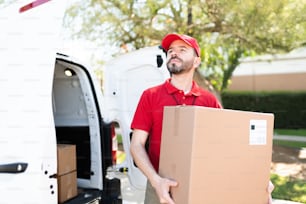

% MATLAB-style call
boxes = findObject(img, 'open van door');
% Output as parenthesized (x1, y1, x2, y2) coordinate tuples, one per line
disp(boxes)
(103, 46, 170, 189)
(0, 0, 66, 203)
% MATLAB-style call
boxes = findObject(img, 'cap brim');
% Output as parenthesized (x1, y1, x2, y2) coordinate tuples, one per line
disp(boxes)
(161, 34, 192, 52)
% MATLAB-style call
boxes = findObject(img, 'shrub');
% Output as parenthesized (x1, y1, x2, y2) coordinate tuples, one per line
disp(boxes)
(221, 91, 306, 129)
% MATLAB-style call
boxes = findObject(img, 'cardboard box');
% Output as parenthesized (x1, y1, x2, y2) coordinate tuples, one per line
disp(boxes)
(58, 171, 78, 203)
(159, 106, 274, 204)
(57, 144, 77, 175)
(57, 144, 77, 203)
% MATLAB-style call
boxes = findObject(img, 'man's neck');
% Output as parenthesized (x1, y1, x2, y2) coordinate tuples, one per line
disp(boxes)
(170, 73, 194, 93)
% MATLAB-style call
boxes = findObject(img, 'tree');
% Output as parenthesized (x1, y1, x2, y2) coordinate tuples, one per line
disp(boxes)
(0, 0, 17, 8)
(64, 0, 306, 94)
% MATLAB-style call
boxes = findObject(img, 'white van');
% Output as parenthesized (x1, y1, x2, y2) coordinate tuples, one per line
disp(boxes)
(0, 0, 169, 203)
(103, 47, 170, 190)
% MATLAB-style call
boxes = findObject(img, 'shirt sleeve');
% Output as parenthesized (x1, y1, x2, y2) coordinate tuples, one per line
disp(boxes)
(130, 90, 153, 133)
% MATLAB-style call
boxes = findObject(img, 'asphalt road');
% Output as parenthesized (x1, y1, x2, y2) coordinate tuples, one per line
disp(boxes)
(109, 170, 303, 204)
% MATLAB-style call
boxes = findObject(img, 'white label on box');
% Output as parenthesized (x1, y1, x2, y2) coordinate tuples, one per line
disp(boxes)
(249, 120, 267, 145)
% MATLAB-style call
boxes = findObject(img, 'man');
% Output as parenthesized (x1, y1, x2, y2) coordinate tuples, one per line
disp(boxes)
(130, 33, 273, 204)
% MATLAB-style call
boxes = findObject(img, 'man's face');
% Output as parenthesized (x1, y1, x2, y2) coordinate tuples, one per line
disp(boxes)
(166, 40, 198, 75)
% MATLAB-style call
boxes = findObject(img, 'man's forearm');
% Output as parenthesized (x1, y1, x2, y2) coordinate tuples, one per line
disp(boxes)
(130, 143, 160, 184)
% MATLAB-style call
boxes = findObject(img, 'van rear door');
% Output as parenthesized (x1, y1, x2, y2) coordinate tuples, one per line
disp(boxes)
(0, 1, 66, 203)
(103, 46, 170, 189)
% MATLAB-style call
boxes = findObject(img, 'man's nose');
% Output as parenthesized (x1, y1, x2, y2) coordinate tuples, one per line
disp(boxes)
(169, 51, 177, 58)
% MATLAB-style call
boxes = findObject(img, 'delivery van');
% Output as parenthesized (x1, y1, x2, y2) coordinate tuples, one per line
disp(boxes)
(0, 0, 169, 203)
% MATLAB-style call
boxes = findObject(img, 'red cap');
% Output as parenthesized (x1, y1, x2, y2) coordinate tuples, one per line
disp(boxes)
(161, 33, 200, 56)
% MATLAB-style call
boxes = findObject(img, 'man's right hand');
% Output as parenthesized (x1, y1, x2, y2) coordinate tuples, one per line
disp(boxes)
(130, 129, 178, 203)
(151, 176, 178, 204)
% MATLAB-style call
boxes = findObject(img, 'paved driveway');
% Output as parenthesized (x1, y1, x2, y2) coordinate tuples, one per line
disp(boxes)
(108, 170, 303, 204)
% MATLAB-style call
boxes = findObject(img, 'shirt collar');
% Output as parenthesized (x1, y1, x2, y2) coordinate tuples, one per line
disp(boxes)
(164, 78, 201, 96)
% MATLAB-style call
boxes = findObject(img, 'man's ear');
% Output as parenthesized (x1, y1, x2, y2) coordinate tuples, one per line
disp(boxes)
(194, 57, 201, 68)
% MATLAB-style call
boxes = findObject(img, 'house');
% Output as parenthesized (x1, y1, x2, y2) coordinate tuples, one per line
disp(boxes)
(228, 48, 306, 92)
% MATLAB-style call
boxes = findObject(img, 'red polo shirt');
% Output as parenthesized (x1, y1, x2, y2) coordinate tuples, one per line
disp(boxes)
(131, 79, 222, 171)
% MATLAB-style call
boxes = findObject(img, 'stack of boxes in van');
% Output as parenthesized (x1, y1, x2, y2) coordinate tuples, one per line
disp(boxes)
(57, 144, 78, 203)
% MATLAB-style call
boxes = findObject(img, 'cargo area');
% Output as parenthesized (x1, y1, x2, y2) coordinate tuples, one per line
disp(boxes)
(52, 56, 120, 203)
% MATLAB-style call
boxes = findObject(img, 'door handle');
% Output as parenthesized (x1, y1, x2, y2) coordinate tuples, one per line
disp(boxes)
(0, 162, 28, 173)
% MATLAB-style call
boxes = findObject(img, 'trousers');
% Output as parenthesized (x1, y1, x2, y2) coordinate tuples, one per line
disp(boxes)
(144, 181, 160, 204)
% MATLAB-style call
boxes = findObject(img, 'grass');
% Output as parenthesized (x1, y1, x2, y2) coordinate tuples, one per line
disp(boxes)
(116, 151, 126, 164)
(273, 140, 306, 148)
(116, 134, 123, 143)
(274, 129, 306, 137)
(114, 134, 126, 164)
(270, 174, 306, 203)
(272, 129, 306, 203)
(274, 129, 306, 148)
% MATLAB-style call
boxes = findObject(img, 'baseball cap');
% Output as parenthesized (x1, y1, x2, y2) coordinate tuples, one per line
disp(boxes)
(161, 33, 200, 56)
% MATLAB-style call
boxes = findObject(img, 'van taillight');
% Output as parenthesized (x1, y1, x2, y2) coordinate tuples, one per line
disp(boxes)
(19, 0, 51, 13)
(111, 123, 117, 165)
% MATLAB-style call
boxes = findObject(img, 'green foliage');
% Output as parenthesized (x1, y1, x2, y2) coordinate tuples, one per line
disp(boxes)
(275, 129, 306, 137)
(222, 91, 306, 129)
(0, 0, 17, 8)
(201, 45, 252, 92)
(273, 140, 306, 148)
(274, 129, 306, 148)
(63, 0, 306, 91)
(270, 173, 306, 203)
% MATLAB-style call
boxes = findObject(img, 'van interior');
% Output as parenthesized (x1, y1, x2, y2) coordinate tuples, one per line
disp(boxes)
(51, 56, 119, 203)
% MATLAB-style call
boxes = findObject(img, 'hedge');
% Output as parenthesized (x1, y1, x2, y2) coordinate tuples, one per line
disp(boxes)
(221, 91, 306, 129)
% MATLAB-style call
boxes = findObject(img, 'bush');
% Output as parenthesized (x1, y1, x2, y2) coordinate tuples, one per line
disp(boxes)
(270, 174, 306, 203)
(221, 91, 306, 129)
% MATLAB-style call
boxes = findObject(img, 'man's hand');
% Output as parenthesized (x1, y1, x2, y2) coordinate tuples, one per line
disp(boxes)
(151, 176, 178, 204)
(131, 129, 178, 203)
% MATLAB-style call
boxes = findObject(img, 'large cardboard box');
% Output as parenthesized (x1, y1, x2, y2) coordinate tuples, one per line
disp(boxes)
(58, 171, 78, 203)
(57, 144, 77, 175)
(159, 106, 274, 204)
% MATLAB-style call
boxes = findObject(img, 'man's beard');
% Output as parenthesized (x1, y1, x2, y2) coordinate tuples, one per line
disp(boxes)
(167, 57, 194, 74)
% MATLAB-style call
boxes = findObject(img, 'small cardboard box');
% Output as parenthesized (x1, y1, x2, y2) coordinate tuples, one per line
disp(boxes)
(159, 106, 274, 204)
(58, 170, 78, 203)
(57, 144, 77, 175)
